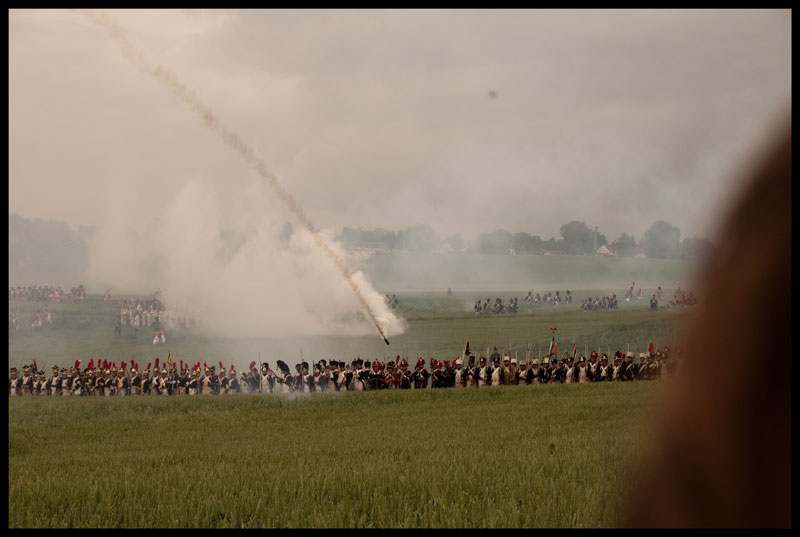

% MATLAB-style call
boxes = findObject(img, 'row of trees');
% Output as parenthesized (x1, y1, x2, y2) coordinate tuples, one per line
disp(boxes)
(338, 220, 714, 260)
(9, 213, 92, 285)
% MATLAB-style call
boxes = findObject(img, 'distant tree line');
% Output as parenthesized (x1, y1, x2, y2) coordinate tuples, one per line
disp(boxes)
(337, 220, 714, 260)
(8, 213, 93, 285)
(9, 213, 715, 287)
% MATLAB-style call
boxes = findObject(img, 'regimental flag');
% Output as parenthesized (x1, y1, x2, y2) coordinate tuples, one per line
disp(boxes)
(573, 342, 577, 356)
(167, 353, 172, 366)
(464, 341, 471, 357)
(547, 328, 558, 356)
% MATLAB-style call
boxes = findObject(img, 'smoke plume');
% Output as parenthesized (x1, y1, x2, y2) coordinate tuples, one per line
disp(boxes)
(75, 9, 404, 340)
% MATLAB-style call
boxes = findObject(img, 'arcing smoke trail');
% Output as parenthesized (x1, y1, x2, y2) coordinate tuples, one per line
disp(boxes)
(73, 10, 391, 344)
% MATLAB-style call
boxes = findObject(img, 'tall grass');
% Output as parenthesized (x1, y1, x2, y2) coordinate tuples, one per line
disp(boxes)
(9, 382, 662, 528)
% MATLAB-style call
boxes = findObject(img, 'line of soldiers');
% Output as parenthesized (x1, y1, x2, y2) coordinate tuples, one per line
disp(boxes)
(9, 347, 678, 396)
(8, 360, 240, 396)
(8, 284, 66, 302)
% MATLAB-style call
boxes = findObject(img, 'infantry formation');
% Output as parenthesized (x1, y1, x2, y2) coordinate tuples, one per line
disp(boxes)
(8, 283, 85, 303)
(9, 345, 679, 397)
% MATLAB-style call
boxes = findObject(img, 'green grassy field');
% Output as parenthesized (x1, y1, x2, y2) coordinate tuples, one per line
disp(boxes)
(9, 382, 663, 528)
(362, 251, 697, 292)
(9, 257, 692, 528)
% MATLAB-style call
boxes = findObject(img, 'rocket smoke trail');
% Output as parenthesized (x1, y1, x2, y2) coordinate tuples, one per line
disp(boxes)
(73, 10, 391, 345)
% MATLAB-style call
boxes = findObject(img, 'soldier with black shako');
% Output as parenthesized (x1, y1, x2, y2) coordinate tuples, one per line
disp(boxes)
(538, 356, 552, 384)
(413, 358, 429, 389)
(398, 359, 413, 389)
(9, 367, 21, 396)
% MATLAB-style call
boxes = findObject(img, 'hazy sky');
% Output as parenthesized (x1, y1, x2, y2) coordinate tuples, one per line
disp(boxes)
(9, 9, 791, 243)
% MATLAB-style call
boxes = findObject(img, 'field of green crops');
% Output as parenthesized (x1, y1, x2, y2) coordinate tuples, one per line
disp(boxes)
(9, 255, 695, 527)
(9, 382, 663, 528)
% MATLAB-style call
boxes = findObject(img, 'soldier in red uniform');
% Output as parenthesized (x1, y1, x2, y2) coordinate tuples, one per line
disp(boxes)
(413, 358, 429, 389)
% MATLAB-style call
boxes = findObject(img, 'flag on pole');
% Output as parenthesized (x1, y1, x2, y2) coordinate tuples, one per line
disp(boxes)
(547, 327, 557, 356)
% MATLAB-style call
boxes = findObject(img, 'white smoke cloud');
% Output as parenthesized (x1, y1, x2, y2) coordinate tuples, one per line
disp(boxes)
(87, 174, 405, 339)
(71, 9, 405, 341)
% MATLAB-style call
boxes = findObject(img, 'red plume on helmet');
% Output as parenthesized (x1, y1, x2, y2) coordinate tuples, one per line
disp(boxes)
(74, 359, 80, 369)
(219, 361, 223, 370)
(146, 362, 151, 371)
(103, 360, 108, 369)
(121, 361, 126, 370)
(180, 360, 183, 369)
(155, 358, 159, 369)
(230, 364, 234, 371)
(396, 355, 400, 364)
(88, 358, 94, 369)
(33, 359, 38, 370)
(203, 362, 207, 369)
(249, 361, 256, 370)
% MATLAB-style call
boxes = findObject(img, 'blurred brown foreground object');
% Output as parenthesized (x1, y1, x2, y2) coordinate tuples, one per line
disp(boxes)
(627, 121, 791, 528)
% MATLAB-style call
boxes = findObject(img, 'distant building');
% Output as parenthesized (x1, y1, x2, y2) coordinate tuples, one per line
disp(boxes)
(596, 244, 614, 256)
